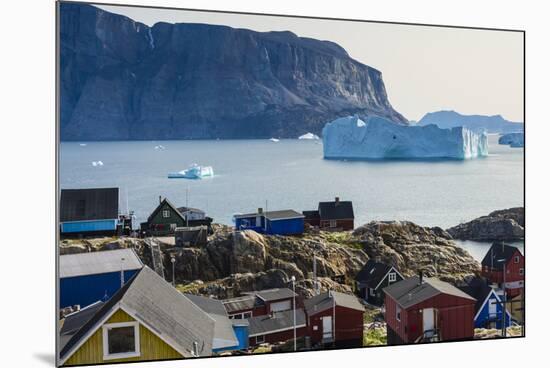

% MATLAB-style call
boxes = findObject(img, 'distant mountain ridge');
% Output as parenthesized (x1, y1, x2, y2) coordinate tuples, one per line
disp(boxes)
(60, 3, 406, 141)
(418, 110, 523, 133)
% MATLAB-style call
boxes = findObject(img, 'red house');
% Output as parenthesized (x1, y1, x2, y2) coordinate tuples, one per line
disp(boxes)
(223, 288, 299, 319)
(304, 291, 365, 348)
(303, 197, 355, 231)
(383, 275, 476, 345)
(247, 309, 307, 347)
(481, 243, 524, 298)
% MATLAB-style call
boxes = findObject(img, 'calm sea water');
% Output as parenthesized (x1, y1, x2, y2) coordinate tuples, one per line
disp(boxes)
(60, 135, 523, 259)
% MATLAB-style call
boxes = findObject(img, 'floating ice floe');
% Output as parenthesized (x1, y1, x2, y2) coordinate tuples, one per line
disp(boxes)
(168, 164, 214, 179)
(79, 143, 87, 147)
(298, 132, 320, 140)
(91, 161, 104, 167)
(154, 145, 166, 150)
(269, 138, 280, 142)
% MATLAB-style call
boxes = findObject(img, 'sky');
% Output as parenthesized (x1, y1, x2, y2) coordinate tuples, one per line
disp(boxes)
(98, 4, 524, 122)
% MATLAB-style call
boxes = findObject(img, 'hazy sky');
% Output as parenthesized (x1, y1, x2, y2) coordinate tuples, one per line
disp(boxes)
(98, 4, 524, 122)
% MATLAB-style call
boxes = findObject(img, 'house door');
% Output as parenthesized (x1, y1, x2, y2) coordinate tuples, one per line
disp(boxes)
(488, 298, 497, 317)
(322, 316, 333, 340)
(422, 308, 435, 332)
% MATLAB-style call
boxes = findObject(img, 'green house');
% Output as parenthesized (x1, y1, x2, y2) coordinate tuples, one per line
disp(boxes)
(141, 198, 187, 236)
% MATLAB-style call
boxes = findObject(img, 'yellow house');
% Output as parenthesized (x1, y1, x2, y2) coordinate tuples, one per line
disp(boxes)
(59, 267, 216, 366)
(506, 291, 525, 324)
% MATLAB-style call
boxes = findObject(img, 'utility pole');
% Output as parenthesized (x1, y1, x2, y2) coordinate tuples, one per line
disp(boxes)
(120, 257, 125, 288)
(171, 255, 176, 287)
(186, 187, 189, 227)
(502, 262, 507, 337)
(291, 276, 297, 352)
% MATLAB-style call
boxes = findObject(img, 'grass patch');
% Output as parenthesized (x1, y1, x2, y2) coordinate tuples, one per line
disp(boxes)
(252, 345, 272, 354)
(364, 328, 387, 346)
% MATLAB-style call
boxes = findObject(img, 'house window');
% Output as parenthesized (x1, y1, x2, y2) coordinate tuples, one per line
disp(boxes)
(514, 256, 520, 264)
(329, 220, 337, 228)
(169, 223, 177, 231)
(256, 335, 265, 344)
(243, 311, 253, 319)
(388, 272, 397, 283)
(369, 288, 375, 297)
(396, 306, 401, 322)
(102, 322, 140, 360)
(519, 268, 524, 275)
(162, 209, 170, 218)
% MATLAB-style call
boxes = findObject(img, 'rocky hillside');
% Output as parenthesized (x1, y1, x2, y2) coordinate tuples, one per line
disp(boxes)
(60, 3, 406, 141)
(447, 207, 524, 241)
(60, 220, 479, 298)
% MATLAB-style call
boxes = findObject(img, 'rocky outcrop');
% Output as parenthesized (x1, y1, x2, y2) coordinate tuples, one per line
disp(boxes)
(418, 110, 523, 133)
(447, 207, 525, 241)
(60, 219, 481, 297)
(60, 3, 406, 141)
(353, 221, 479, 283)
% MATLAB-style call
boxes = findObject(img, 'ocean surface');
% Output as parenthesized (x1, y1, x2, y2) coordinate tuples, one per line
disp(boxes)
(60, 135, 524, 259)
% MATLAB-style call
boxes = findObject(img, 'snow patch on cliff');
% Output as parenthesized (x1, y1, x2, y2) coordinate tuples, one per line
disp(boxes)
(322, 116, 489, 160)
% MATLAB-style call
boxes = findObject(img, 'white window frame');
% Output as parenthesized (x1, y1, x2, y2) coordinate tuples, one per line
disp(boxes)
(369, 288, 375, 297)
(388, 272, 397, 283)
(256, 335, 265, 344)
(396, 306, 401, 322)
(243, 311, 253, 319)
(162, 209, 170, 218)
(519, 268, 524, 275)
(514, 256, 520, 264)
(102, 321, 140, 361)
(329, 220, 337, 228)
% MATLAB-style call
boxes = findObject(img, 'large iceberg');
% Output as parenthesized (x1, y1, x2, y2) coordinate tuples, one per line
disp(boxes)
(498, 133, 524, 148)
(322, 116, 488, 160)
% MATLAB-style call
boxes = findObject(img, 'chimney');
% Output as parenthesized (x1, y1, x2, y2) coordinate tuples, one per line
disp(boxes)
(335, 197, 340, 206)
(418, 270, 424, 285)
(258, 208, 263, 214)
(192, 341, 199, 357)
(159, 195, 162, 204)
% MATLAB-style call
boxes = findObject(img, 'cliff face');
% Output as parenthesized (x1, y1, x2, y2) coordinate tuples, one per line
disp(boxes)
(60, 3, 406, 140)
(418, 110, 523, 134)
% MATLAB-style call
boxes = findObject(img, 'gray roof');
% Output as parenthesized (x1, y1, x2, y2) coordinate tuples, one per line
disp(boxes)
(60, 267, 215, 362)
(251, 288, 297, 302)
(60, 188, 119, 222)
(223, 295, 257, 314)
(481, 242, 523, 270)
(184, 294, 239, 350)
(60, 301, 105, 351)
(59, 249, 143, 278)
(304, 291, 364, 315)
(318, 200, 354, 220)
(234, 210, 304, 221)
(383, 276, 476, 309)
(247, 309, 306, 337)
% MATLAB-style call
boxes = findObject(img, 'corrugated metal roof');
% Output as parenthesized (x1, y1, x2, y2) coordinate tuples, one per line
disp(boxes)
(60, 188, 119, 222)
(184, 294, 239, 350)
(304, 291, 364, 315)
(247, 309, 306, 337)
(60, 267, 216, 361)
(253, 288, 296, 302)
(59, 249, 143, 278)
(222, 295, 257, 313)
(383, 276, 476, 309)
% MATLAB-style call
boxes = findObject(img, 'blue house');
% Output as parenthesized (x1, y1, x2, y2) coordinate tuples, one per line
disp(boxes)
(461, 277, 512, 329)
(60, 188, 120, 236)
(234, 209, 305, 235)
(59, 249, 143, 308)
(184, 294, 249, 352)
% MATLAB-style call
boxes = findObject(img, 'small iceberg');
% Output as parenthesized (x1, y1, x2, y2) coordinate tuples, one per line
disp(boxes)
(498, 133, 524, 148)
(154, 145, 165, 150)
(168, 164, 214, 179)
(269, 138, 280, 142)
(79, 143, 87, 147)
(91, 161, 104, 167)
(298, 132, 320, 140)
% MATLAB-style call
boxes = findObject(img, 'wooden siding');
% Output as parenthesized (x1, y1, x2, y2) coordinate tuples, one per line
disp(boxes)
(319, 219, 354, 231)
(147, 202, 185, 236)
(384, 293, 475, 344)
(64, 309, 182, 366)
(307, 305, 363, 347)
